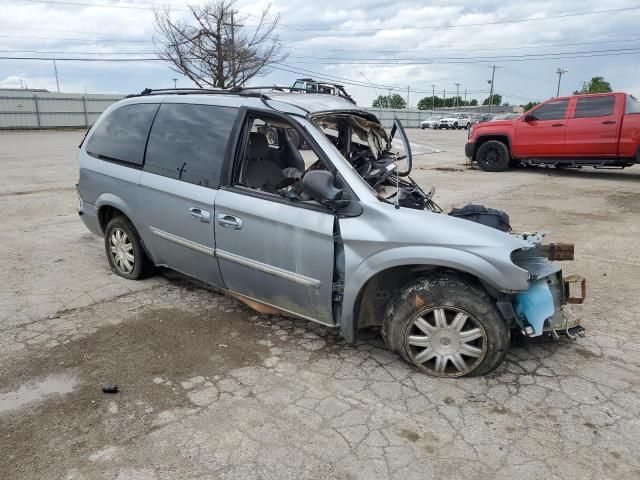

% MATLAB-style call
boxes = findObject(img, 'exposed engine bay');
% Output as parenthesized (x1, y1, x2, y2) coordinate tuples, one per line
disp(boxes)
(311, 113, 443, 212)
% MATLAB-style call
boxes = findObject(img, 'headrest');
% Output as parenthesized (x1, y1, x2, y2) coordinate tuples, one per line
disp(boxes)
(248, 132, 270, 161)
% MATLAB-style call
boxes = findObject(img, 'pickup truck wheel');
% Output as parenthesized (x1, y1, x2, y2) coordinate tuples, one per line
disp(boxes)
(476, 140, 510, 172)
(104, 216, 154, 280)
(382, 274, 510, 377)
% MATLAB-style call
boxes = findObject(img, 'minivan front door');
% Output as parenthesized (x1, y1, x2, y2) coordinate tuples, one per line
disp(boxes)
(213, 189, 336, 325)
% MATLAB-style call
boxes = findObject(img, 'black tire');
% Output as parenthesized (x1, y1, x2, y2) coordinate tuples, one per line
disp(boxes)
(476, 140, 510, 172)
(453, 122, 458, 129)
(381, 273, 510, 377)
(465, 123, 471, 130)
(104, 216, 154, 280)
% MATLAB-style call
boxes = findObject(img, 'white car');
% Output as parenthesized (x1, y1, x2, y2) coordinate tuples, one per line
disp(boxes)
(420, 116, 442, 129)
(436, 113, 472, 130)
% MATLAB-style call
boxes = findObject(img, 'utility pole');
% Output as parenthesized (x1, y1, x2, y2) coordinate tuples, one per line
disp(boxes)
(556, 68, 568, 97)
(406, 85, 410, 109)
(487, 64, 500, 113)
(464, 88, 467, 105)
(172, 78, 178, 88)
(53, 59, 60, 92)
(431, 84, 436, 112)
(454, 82, 461, 111)
(443, 88, 446, 109)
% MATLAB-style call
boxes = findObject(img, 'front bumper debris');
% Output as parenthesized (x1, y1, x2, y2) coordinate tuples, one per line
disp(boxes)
(564, 275, 586, 304)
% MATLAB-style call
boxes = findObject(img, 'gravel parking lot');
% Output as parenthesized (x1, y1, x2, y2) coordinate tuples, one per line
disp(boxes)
(1, 128, 639, 480)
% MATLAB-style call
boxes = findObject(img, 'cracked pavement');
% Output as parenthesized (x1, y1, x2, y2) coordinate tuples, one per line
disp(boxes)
(1, 129, 639, 479)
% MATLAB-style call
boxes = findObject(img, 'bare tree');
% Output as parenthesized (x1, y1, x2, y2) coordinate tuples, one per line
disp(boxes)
(153, 1, 287, 89)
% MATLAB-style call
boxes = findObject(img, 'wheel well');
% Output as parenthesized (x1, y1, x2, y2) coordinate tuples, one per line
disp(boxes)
(98, 205, 127, 234)
(353, 265, 482, 332)
(474, 135, 511, 160)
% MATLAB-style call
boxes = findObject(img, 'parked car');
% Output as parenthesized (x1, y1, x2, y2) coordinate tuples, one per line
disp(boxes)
(436, 113, 472, 129)
(420, 116, 442, 129)
(474, 113, 495, 124)
(77, 87, 585, 377)
(490, 113, 521, 121)
(466, 92, 640, 171)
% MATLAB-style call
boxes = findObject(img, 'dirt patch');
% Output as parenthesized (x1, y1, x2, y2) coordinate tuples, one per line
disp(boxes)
(432, 167, 463, 172)
(607, 191, 640, 211)
(0, 304, 269, 479)
(399, 428, 420, 442)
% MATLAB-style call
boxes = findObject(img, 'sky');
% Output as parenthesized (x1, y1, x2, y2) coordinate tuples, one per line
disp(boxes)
(1, 0, 640, 107)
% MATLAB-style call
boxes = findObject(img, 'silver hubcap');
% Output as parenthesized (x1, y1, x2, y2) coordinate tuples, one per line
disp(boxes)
(405, 307, 487, 377)
(109, 228, 135, 274)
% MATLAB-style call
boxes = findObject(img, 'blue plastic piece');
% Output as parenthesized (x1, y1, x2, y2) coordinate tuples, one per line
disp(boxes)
(514, 279, 555, 337)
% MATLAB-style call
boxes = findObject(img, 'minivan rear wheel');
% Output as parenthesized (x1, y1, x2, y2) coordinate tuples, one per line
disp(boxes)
(382, 274, 510, 377)
(104, 216, 154, 280)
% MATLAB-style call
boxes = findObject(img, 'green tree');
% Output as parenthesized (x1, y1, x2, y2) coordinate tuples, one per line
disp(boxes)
(372, 94, 406, 109)
(573, 76, 613, 94)
(482, 94, 502, 106)
(522, 101, 539, 111)
(417, 95, 479, 109)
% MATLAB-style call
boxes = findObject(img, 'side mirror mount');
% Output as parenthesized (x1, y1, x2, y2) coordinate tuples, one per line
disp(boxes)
(524, 113, 535, 122)
(301, 170, 345, 208)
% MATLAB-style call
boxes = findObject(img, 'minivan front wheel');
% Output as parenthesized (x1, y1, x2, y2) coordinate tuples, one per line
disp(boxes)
(382, 274, 510, 377)
(104, 216, 153, 280)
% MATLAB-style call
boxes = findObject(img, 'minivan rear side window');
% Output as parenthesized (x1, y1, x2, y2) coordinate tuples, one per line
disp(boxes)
(86, 103, 159, 165)
(530, 99, 568, 121)
(144, 104, 237, 189)
(575, 96, 615, 118)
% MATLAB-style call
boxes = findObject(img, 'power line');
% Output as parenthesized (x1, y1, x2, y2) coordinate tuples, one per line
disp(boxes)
(5, 4, 640, 33)
(13, 0, 189, 10)
(274, 6, 640, 32)
(0, 34, 151, 43)
(285, 47, 640, 65)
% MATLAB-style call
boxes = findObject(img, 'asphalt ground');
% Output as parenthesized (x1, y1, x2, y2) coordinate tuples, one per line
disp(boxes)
(1, 128, 639, 479)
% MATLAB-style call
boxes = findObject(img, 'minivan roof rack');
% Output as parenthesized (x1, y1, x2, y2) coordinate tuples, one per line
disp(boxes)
(125, 87, 266, 99)
(125, 86, 355, 104)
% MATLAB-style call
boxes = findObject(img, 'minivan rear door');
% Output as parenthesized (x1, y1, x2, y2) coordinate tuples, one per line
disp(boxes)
(138, 103, 238, 287)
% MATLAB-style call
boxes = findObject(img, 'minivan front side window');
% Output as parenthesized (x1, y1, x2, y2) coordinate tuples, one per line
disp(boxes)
(85, 103, 159, 165)
(144, 103, 237, 188)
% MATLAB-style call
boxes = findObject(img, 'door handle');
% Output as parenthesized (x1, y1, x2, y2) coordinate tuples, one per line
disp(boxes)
(189, 207, 211, 223)
(551, 123, 564, 127)
(217, 213, 243, 230)
(601, 120, 616, 125)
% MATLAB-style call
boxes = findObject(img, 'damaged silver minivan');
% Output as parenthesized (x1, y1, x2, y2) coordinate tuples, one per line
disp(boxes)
(77, 88, 586, 377)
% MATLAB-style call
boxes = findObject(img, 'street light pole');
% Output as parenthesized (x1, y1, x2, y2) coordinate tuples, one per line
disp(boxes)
(431, 84, 436, 112)
(172, 78, 178, 88)
(454, 82, 461, 111)
(556, 68, 568, 97)
(53, 59, 60, 93)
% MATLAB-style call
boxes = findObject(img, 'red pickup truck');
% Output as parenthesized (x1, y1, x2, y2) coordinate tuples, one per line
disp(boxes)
(465, 92, 640, 171)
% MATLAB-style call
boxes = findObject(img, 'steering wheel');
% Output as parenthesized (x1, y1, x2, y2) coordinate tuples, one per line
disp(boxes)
(350, 153, 372, 177)
(371, 166, 397, 189)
